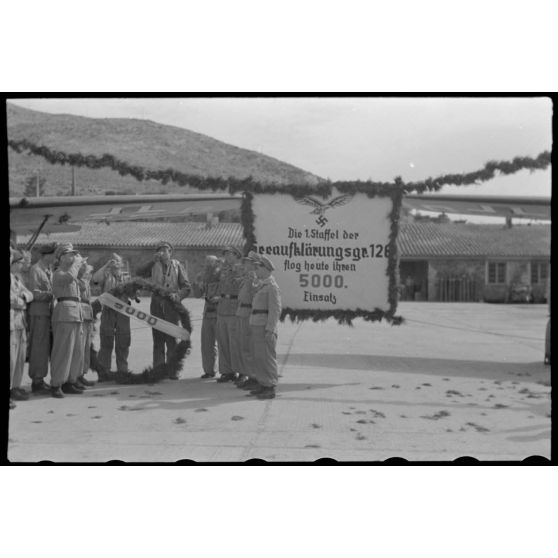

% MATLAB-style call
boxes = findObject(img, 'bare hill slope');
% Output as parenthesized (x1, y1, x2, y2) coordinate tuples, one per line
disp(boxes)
(7, 102, 322, 196)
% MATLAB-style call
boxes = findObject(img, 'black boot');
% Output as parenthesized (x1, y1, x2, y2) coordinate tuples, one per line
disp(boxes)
(32, 380, 52, 395)
(11, 388, 29, 401)
(51, 386, 64, 399)
(61, 383, 83, 395)
(78, 376, 95, 387)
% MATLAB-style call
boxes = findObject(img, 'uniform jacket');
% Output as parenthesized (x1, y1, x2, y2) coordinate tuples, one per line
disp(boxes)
(52, 264, 83, 323)
(92, 268, 127, 301)
(151, 259, 191, 299)
(10, 273, 33, 330)
(235, 272, 259, 318)
(249, 276, 282, 333)
(217, 263, 243, 317)
(27, 260, 53, 316)
(192, 267, 221, 318)
(79, 278, 93, 321)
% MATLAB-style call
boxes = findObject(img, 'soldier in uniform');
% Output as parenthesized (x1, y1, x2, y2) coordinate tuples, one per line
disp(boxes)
(150, 242, 191, 375)
(92, 253, 131, 380)
(235, 251, 261, 389)
(247, 255, 282, 400)
(78, 260, 96, 387)
(216, 246, 243, 383)
(10, 248, 34, 407)
(50, 243, 85, 398)
(19, 249, 33, 286)
(27, 241, 57, 394)
(192, 255, 222, 378)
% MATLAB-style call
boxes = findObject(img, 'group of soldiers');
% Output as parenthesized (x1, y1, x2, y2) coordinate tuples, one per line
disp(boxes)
(9, 239, 282, 409)
(192, 246, 282, 400)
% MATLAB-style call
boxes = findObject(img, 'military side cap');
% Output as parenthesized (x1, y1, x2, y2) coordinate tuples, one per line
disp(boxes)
(258, 255, 275, 272)
(156, 242, 173, 251)
(223, 246, 242, 258)
(39, 242, 58, 255)
(243, 250, 261, 263)
(54, 242, 77, 260)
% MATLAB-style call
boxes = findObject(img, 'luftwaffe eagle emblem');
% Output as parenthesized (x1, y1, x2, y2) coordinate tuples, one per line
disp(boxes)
(295, 194, 354, 227)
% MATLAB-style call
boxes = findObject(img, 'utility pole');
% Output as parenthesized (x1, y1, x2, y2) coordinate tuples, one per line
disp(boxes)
(71, 166, 76, 195)
(36, 169, 40, 197)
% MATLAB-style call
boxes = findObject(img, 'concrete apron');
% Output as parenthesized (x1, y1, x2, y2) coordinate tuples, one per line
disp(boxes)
(8, 299, 551, 462)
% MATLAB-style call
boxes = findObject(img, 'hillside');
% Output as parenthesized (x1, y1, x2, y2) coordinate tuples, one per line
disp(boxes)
(7, 102, 322, 197)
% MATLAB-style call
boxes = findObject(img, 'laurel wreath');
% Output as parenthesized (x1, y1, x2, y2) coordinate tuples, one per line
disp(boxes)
(92, 279, 192, 384)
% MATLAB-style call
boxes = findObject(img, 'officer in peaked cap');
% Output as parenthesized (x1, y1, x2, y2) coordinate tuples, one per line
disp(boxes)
(53, 242, 79, 266)
(50, 243, 86, 397)
(27, 242, 58, 394)
(247, 255, 281, 399)
(234, 250, 261, 389)
(215, 245, 244, 382)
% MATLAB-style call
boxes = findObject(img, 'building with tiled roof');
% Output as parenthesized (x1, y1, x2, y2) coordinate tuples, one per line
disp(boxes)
(398, 222, 550, 258)
(20, 221, 550, 303)
(20, 221, 244, 250)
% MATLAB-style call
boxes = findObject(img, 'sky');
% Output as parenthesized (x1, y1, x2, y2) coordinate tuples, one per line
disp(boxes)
(9, 97, 552, 222)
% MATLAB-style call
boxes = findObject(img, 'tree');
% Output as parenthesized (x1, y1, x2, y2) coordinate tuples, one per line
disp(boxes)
(24, 174, 47, 197)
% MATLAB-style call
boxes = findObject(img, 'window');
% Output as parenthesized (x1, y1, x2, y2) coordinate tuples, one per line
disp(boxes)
(487, 262, 506, 284)
(531, 261, 549, 284)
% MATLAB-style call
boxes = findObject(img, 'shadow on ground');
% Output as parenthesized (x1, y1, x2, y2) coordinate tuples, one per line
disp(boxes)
(284, 353, 550, 380)
(76, 378, 348, 413)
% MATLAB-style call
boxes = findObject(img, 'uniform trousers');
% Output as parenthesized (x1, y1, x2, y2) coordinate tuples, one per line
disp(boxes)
(98, 307, 131, 373)
(151, 296, 180, 368)
(217, 315, 241, 375)
(250, 325, 278, 387)
(28, 314, 51, 381)
(10, 328, 27, 390)
(201, 314, 218, 375)
(51, 322, 84, 387)
(82, 321, 93, 375)
(237, 316, 254, 378)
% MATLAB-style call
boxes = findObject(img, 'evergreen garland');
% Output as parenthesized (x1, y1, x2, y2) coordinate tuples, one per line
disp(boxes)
(8, 138, 550, 196)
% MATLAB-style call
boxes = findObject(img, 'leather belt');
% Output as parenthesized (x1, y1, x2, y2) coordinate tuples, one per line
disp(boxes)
(240, 303, 252, 308)
(11, 304, 25, 310)
(221, 294, 238, 299)
(252, 309, 268, 314)
(81, 299, 91, 304)
(57, 297, 80, 302)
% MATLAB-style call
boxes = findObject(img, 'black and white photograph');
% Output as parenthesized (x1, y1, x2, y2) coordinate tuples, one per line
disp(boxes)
(6, 96, 551, 463)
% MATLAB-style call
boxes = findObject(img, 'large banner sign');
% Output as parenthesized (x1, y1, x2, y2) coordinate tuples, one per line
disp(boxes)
(247, 188, 401, 324)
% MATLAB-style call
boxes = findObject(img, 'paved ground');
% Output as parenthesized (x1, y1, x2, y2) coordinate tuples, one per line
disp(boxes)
(8, 300, 551, 462)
